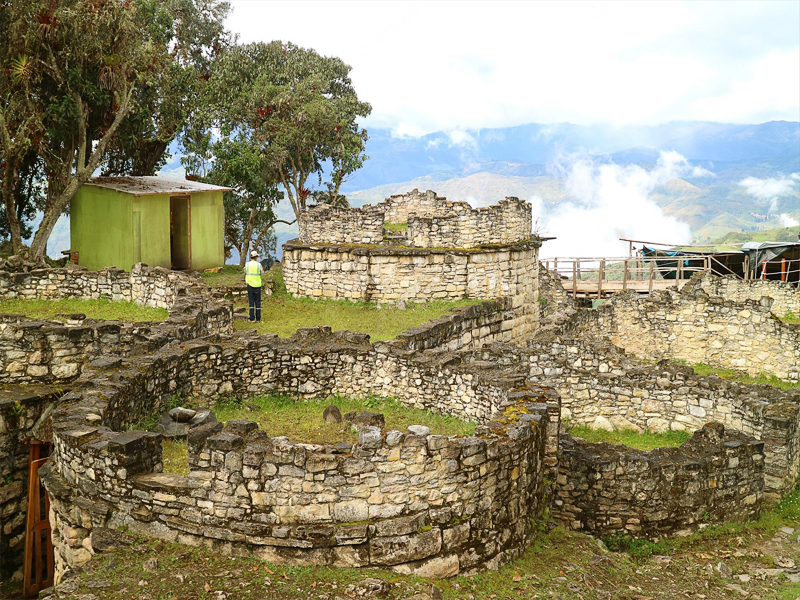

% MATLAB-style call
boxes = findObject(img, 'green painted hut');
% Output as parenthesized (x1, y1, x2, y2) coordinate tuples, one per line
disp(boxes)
(70, 176, 230, 272)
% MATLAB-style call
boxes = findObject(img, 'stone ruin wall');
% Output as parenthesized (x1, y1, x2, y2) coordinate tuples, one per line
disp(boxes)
(378, 189, 446, 224)
(406, 197, 532, 248)
(0, 262, 185, 309)
(282, 241, 541, 342)
(297, 190, 533, 249)
(554, 423, 764, 538)
(571, 275, 800, 382)
(526, 332, 800, 502)
(298, 204, 385, 245)
(0, 266, 233, 385)
(0, 266, 232, 578)
(697, 275, 800, 319)
(42, 327, 560, 581)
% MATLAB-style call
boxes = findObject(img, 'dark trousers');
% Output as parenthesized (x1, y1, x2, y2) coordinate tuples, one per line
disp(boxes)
(247, 285, 261, 322)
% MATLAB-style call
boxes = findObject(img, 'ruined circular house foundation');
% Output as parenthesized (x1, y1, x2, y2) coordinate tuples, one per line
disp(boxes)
(282, 190, 543, 341)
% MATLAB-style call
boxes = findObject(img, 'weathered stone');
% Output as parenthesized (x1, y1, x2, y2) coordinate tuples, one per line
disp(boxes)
(169, 407, 197, 423)
(323, 405, 343, 424)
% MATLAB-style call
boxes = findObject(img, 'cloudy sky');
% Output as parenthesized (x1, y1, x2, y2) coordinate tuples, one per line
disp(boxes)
(227, 0, 800, 136)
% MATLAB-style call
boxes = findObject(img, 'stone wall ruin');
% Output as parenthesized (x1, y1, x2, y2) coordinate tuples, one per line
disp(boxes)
(42, 327, 560, 581)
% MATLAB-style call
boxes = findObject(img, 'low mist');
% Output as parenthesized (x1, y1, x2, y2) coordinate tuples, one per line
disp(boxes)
(536, 151, 697, 259)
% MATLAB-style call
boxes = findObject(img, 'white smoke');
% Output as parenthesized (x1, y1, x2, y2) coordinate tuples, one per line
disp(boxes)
(738, 173, 800, 214)
(780, 213, 799, 227)
(537, 150, 697, 258)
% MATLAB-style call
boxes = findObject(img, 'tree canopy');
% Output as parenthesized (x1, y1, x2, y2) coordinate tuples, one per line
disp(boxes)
(204, 41, 371, 221)
(0, 0, 231, 257)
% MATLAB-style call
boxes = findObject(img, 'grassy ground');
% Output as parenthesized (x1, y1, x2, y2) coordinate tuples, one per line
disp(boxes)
(233, 295, 479, 341)
(566, 425, 690, 450)
(0, 297, 168, 322)
(689, 362, 800, 390)
(210, 264, 480, 341)
(782, 311, 800, 325)
(159, 395, 475, 476)
(12, 488, 800, 600)
(384, 222, 408, 232)
(201, 264, 277, 288)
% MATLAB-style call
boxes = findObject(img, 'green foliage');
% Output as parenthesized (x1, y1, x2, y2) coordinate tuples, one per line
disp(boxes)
(783, 311, 800, 325)
(200, 41, 372, 219)
(183, 128, 283, 264)
(383, 222, 408, 232)
(103, 0, 233, 176)
(566, 425, 690, 450)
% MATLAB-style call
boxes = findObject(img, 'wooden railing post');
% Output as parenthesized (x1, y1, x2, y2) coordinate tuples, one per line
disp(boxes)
(648, 260, 654, 293)
(622, 260, 628, 292)
(572, 260, 577, 298)
(597, 259, 605, 299)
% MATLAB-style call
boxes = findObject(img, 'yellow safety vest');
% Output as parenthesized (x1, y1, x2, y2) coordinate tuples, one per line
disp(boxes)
(244, 260, 263, 288)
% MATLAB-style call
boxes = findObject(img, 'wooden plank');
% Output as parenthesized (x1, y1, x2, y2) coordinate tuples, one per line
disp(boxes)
(649, 261, 654, 293)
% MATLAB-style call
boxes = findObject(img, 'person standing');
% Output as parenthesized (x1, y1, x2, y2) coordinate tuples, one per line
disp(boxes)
(244, 250, 264, 322)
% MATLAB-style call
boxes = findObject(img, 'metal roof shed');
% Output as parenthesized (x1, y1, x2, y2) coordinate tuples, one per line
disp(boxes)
(70, 176, 231, 272)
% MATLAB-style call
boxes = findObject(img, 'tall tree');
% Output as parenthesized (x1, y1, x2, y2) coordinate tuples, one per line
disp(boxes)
(103, 0, 233, 176)
(183, 127, 288, 265)
(205, 41, 371, 222)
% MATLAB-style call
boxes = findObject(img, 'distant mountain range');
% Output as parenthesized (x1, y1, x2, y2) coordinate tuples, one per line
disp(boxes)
(342, 121, 800, 249)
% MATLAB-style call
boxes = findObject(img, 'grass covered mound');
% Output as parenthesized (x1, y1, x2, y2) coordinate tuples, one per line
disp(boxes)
(234, 295, 479, 341)
(227, 263, 479, 341)
(689, 362, 800, 390)
(0, 297, 168, 322)
(567, 424, 690, 451)
(161, 395, 475, 476)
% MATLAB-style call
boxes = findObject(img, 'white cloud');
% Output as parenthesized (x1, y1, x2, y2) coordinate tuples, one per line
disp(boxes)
(691, 166, 715, 178)
(538, 151, 695, 258)
(739, 174, 799, 213)
(227, 1, 800, 135)
(779, 214, 799, 227)
(446, 129, 478, 150)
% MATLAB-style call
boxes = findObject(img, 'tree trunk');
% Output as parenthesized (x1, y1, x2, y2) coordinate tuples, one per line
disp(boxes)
(1, 161, 23, 252)
(30, 88, 134, 259)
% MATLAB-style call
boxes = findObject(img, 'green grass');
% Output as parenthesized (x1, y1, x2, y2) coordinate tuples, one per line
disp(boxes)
(212, 394, 475, 446)
(200, 264, 276, 288)
(567, 424, 690, 450)
(689, 362, 800, 390)
(0, 297, 168, 322)
(783, 311, 800, 325)
(384, 221, 408, 232)
(158, 394, 474, 476)
(162, 440, 188, 476)
(234, 295, 480, 341)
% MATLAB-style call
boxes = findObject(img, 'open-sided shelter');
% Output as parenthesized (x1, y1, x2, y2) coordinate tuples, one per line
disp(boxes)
(70, 176, 230, 272)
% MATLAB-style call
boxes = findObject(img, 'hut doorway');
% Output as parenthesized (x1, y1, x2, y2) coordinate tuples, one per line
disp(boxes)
(170, 195, 192, 270)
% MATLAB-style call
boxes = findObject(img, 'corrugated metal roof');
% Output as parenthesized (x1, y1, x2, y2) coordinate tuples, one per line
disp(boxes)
(86, 176, 232, 196)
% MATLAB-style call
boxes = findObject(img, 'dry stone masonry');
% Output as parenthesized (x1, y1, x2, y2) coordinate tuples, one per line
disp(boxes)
(285, 190, 539, 340)
(0, 265, 233, 384)
(572, 275, 800, 382)
(554, 423, 764, 538)
(5, 240, 800, 585)
(41, 326, 560, 582)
